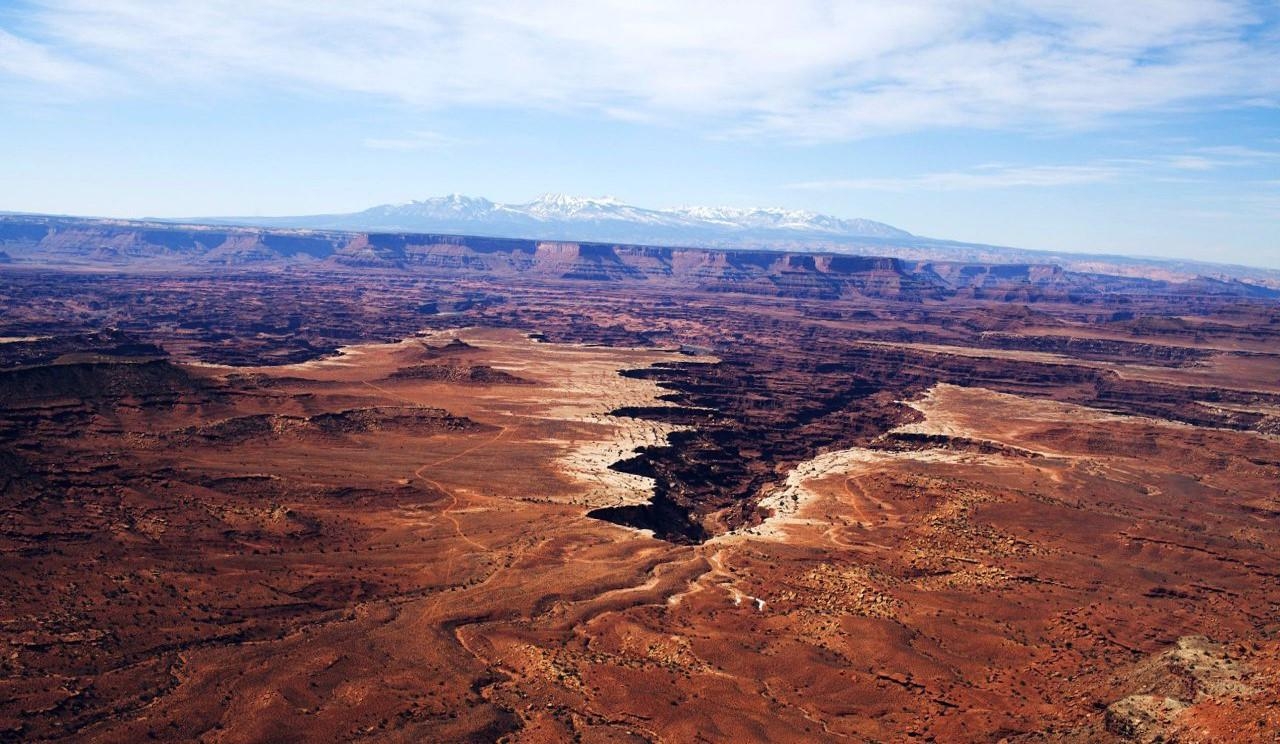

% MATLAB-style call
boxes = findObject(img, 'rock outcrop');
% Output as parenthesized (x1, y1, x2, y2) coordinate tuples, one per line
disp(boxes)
(1105, 636, 1256, 742)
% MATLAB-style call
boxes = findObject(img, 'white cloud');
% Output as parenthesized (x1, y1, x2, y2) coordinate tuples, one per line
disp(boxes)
(362, 130, 462, 151)
(1124, 147, 1280, 173)
(3, 0, 1278, 140)
(1164, 155, 1219, 171)
(787, 144, 1280, 192)
(1192, 145, 1280, 164)
(0, 28, 106, 90)
(788, 164, 1123, 191)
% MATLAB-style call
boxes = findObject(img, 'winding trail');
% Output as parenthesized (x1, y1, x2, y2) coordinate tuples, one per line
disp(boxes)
(360, 378, 418, 405)
(413, 424, 511, 477)
(361, 372, 515, 554)
(842, 477, 873, 526)
(358, 372, 515, 553)
(409, 427, 513, 554)
(841, 475, 905, 529)
(666, 547, 766, 611)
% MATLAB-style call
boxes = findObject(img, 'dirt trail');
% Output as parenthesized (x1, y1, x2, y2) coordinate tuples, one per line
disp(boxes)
(842, 475, 905, 528)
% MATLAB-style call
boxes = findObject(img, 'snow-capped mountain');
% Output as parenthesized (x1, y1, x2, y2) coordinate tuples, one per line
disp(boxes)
(669, 205, 903, 236)
(213, 194, 912, 246)
(360, 193, 501, 221)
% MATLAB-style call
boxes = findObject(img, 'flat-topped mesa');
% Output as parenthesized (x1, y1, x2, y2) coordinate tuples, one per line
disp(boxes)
(5, 215, 1277, 303)
(820, 255, 904, 273)
(924, 261, 1065, 287)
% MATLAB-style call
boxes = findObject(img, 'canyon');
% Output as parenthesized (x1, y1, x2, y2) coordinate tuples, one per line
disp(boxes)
(1, 216, 1279, 742)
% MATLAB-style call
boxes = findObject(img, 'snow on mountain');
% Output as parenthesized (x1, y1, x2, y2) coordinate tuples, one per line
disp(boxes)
(226, 194, 913, 245)
(521, 194, 682, 225)
(364, 195, 478, 216)
(669, 205, 904, 237)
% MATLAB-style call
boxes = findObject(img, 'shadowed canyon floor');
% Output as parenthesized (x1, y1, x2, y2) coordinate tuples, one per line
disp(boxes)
(2, 243, 1280, 742)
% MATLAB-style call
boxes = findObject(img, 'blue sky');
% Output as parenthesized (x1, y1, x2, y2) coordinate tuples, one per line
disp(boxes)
(1, 1, 1278, 267)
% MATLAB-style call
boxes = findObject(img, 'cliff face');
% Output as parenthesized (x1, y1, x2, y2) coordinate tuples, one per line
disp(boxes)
(3, 215, 1275, 303)
(0, 219, 343, 265)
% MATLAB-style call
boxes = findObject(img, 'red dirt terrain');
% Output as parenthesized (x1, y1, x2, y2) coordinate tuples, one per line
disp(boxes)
(1, 218, 1279, 742)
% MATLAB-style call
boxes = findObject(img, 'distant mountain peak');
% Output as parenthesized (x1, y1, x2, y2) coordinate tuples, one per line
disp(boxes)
(529, 193, 623, 207)
(372, 194, 496, 219)
(522, 193, 636, 220)
(232, 194, 913, 244)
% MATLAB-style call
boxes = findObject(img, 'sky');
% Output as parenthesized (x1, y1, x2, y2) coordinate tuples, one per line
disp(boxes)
(1, 1, 1278, 268)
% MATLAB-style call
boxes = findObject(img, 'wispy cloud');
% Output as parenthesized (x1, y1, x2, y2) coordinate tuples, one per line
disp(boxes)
(362, 130, 462, 151)
(1130, 147, 1280, 173)
(789, 145, 1280, 192)
(1191, 145, 1280, 164)
(788, 164, 1123, 192)
(1164, 155, 1219, 171)
(0, 27, 106, 91)
(1, 1, 1278, 141)
(1203, 181, 1280, 218)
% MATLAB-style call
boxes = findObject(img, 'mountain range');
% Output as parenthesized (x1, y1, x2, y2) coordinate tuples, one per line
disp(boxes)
(179, 194, 1280, 287)
(199, 193, 912, 246)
